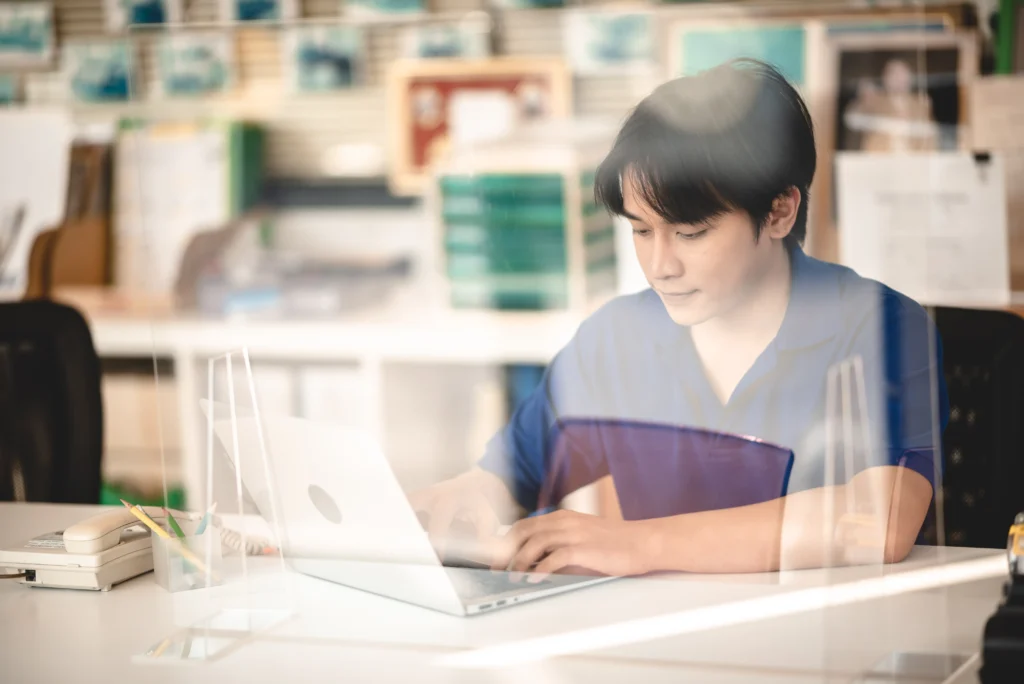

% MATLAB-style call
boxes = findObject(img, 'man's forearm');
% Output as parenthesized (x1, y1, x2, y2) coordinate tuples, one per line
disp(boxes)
(639, 485, 845, 574)
(639, 467, 932, 574)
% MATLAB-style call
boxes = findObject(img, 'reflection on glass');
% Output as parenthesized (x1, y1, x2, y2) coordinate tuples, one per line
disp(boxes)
(138, 630, 242, 663)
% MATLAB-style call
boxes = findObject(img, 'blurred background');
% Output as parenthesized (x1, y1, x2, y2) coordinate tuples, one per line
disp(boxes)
(0, 0, 1019, 528)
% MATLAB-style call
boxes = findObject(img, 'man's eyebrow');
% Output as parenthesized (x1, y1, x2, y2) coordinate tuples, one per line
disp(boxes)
(621, 209, 641, 221)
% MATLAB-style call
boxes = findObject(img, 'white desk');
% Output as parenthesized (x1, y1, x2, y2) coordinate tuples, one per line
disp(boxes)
(0, 503, 1007, 683)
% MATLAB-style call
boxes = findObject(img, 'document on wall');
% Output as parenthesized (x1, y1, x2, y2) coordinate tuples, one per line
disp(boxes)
(115, 124, 230, 294)
(0, 109, 72, 300)
(970, 76, 1024, 152)
(970, 76, 1024, 292)
(836, 152, 1010, 307)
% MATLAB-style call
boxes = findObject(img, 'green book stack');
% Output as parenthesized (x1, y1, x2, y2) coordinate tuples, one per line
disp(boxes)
(580, 170, 618, 301)
(440, 171, 616, 310)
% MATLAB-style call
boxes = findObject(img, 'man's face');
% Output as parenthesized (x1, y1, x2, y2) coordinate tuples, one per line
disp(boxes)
(622, 173, 781, 326)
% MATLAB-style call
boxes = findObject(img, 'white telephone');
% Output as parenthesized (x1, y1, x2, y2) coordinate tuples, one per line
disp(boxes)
(0, 506, 172, 591)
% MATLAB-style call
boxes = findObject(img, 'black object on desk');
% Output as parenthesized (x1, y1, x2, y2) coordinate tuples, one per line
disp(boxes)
(981, 578, 1024, 682)
(922, 306, 1024, 549)
(0, 300, 102, 503)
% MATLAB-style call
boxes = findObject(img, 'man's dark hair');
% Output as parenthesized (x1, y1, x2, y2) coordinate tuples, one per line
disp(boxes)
(595, 59, 816, 251)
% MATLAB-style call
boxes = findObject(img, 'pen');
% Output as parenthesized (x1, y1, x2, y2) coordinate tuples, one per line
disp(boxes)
(195, 502, 217, 536)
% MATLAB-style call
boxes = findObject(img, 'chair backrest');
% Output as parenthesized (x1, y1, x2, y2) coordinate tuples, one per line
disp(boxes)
(0, 300, 102, 503)
(923, 306, 1024, 549)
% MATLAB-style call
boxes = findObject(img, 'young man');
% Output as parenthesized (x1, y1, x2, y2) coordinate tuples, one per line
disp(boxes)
(411, 59, 947, 578)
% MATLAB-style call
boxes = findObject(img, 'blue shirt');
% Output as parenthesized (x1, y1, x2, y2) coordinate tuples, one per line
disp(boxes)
(478, 248, 949, 516)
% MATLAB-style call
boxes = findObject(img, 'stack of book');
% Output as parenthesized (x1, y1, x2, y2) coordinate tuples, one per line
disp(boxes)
(435, 141, 618, 311)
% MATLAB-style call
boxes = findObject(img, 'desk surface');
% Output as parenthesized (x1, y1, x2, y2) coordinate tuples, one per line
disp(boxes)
(0, 503, 1007, 683)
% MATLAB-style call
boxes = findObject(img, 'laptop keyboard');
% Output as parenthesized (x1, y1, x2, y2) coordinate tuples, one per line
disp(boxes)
(444, 566, 595, 602)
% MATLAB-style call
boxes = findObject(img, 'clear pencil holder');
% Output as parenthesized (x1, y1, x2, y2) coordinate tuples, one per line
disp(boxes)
(152, 523, 223, 593)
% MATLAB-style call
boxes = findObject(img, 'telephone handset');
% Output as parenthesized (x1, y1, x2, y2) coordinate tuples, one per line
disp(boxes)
(63, 506, 167, 554)
(0, 506, 176, 591)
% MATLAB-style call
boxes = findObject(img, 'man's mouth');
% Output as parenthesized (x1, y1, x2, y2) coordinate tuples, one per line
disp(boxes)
(658, 289, 698, 299)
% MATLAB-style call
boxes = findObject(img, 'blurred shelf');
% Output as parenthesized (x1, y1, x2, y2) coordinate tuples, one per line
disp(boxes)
(59, 286, 591, 365)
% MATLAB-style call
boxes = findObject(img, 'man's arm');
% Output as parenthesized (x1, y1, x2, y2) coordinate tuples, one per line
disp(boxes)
(642, 465, 933, 574)
(499, 464, 933, 577)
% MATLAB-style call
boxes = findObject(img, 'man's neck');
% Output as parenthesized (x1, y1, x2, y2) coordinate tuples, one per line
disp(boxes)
(693, 247, 793, 350)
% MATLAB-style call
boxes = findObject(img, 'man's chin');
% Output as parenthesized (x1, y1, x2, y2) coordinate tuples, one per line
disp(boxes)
(655, 290, 704, 323)
(659, 297, 711, 327)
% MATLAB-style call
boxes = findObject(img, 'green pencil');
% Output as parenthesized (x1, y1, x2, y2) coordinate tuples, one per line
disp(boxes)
(164, 508, 186, 539)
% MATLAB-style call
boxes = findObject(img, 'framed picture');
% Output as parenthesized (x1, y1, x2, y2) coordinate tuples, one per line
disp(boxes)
(400, 19, 490, 60)
(0, 74, 19, 104)
(221, 0, 296, 22)
(490, 0, 562, 7)
(563, 9, 656, 76)
(156, 33, 235, 97)
(105, 0, 181, 32)
(344, 0, 424, 19)
(811, 31, 979, 263)
(0, 2, 53, 69)
(65, 41, 134, 102)
(667, 11, 960, 83)
(668, 19, 809, 86)
(386, 57, 571, 196)
(284, 25, 364, 92)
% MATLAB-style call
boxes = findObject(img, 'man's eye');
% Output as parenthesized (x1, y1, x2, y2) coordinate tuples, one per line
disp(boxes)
(632, 228, 651, 237)
(678, 229, 707, 241)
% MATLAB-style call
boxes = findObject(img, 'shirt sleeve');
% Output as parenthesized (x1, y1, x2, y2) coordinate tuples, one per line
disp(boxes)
(476, 324, 599, 514)
(850, 291, 949, 489)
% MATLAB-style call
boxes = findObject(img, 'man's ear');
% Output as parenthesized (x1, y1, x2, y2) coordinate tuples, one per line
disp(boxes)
(765, 187, 801, 240)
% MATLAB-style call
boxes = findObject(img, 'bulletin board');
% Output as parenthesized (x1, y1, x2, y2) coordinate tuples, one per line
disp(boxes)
(385, 57, 571, 196)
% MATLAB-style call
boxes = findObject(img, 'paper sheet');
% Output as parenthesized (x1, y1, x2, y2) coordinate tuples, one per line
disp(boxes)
(0, 109, 71, 300)
(448, 90, 517, 146)
(836, 152, 1010, 307)
(970, 76, 1024, 291)
(970, 76, 1024, 152)
(116, 125, 229, 293)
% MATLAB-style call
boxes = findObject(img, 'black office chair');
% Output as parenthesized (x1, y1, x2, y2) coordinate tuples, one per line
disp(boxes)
(921, 306, 1024, 549)
(0, 300, 103, 503)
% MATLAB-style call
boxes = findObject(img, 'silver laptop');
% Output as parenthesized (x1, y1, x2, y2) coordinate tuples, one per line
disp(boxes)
(202, 402, 613, 616)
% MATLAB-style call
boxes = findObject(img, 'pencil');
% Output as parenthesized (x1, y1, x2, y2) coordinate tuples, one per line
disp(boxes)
(120, 500, 218, 581)
(121, 499, 171, 540)
(163, 508, 186, 539)
(150, 637, 171, 658)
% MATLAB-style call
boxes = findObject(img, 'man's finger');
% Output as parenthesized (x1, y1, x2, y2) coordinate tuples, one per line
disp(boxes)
(527, 548, 575, 583)
(509, 531, 563, 574)
(490, 515, 540, 570)
(487, 530, 519, 571)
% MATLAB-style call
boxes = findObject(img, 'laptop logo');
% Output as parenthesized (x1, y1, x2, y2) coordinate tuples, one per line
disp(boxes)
(308, 484, 342, 524)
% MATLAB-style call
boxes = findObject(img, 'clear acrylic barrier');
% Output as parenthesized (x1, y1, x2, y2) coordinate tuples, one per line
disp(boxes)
(817, 7, 997, 681)
(189, 349, 295, 632)
(110, 1, 1009, 681)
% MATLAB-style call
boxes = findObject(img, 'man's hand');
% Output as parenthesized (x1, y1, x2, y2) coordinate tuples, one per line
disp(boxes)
(490, 509, 655, 582)
(406, 469, 517, 562)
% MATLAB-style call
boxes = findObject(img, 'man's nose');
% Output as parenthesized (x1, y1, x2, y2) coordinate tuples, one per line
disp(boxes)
(650, 232, 684, 279)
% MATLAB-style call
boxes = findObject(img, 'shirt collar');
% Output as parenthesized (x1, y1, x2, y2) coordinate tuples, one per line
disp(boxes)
(774, 247, 843, 351)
